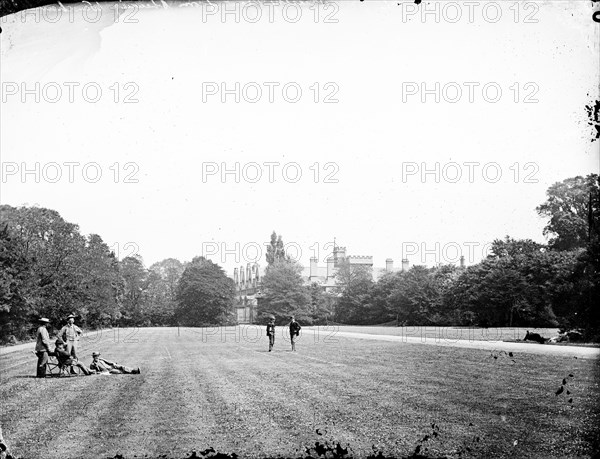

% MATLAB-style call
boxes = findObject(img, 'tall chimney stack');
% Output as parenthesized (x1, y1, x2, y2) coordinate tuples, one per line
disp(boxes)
(401, 258, 409, 272)
(310, 257, 318, 279)
(386, 258, 394, 272)
(334, 246, 346, 266)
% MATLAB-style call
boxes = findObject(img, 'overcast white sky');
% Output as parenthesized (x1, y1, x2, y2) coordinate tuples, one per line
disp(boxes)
(1, 1, 598, 274)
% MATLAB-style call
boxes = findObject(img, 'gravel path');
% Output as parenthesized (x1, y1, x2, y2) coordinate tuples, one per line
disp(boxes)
(329, 330, 600, 359)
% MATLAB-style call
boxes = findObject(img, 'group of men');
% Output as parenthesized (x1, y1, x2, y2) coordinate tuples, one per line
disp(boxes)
(34, 313, 302, 375)
(266, 316, 302, 352)
(35, 316, 140, 378)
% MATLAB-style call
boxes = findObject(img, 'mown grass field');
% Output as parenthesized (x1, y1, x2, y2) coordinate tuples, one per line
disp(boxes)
(1, 326, 599, 459)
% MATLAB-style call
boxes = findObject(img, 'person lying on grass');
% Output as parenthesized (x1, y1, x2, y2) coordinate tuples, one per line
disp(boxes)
(51, 338, 94, 375)
(90, 352, 140, 374)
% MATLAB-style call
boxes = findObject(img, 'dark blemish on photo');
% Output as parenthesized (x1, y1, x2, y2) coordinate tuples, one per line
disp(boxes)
(585, 99, 600, 141)
(593, 1, 600, 22)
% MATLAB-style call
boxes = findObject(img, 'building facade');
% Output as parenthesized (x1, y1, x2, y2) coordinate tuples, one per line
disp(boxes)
(301, 246, 409, 292)
(232, 263, 261, 323)
(231, 245, 411, 323)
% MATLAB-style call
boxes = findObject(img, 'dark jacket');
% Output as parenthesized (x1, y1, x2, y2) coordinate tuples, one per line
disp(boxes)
(35, 326, 51, 352)
(266, 323, 275, 336)
(90, 358, 116, 372)
(51, 346, 74, 366)
(289, 321, 301, 336)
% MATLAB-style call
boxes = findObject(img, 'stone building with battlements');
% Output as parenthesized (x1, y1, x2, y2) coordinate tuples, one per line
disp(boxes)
(300, 246, 410, 293)
(231, 245, 412, 324)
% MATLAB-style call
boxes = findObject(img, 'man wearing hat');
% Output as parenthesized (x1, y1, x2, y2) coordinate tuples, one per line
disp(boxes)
(59, 314, 83, 360)
(289, 316, 301, 352)
(266, 317, 276, 352)
(90, 352, 140, 374)
(51, 338, 93, 375)
(35, 318, 52, 378)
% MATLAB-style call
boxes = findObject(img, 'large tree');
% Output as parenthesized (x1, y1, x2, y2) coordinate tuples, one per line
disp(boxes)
(146, 258, 185, 325)
(265, 231, 290, 265)
(308, 282, 336, 325)
(536, 174, 599, 251)
(1, 205, 88, 326)
(175, 256, 235, 326)
(0, 223, 33, 341)
(384, 265, 451, 326)
(333, 276, 374, 325)
(257, 260, 310, 324)
(534, 174, 600, 338)
(0, 205, 126, 340)
(332, 259, 374, 324)
(445, 248, 578, 328)
(78, 234, 122, 327)
(150, 258, 185, 301)
(368, 271, 402, 324)
(119, 255, 148, 326)
(489, 236, 545, 258)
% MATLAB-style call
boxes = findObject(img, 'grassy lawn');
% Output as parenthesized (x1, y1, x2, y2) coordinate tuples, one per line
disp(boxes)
(1, 327, 599, 458)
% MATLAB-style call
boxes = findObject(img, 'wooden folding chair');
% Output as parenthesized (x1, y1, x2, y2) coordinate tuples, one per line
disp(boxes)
(45, 355, 82, 377)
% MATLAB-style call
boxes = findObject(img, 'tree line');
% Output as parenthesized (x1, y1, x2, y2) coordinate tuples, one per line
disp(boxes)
(0, 205, 239, 343)
(258, 174, 600, 340)
(1, 174, 598, 343)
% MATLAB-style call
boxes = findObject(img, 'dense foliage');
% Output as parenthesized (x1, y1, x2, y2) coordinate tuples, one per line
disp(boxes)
(0, 206, 231, 343)
(265, 231, 290, 265)
(176, 256, 236, 326)
(255, 260, 311, 324)
(1, 174, 598, 342)
(327, 174, 600, 340)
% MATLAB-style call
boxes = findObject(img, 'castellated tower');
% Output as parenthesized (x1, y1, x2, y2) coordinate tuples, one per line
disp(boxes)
(346, 255, 373, 266)
(333, 246, 346, 267)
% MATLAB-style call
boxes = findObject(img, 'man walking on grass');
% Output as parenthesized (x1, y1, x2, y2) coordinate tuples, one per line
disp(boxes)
(59, 314, 83, 359)
(266, 317, 276, 352)
(289, 316, 301, 351)
(35, 318, 52, 378)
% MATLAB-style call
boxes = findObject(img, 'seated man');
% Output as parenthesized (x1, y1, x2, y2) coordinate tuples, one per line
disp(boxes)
(50, 338, 94, 376)
(90, 352, 140, 374)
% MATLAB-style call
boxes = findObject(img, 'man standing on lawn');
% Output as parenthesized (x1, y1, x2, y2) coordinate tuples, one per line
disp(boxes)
(289, 316, 301, 352)
(59, 314, 83, 359)
(90, 352, 140, 374)
(35, 318, 52, 378)
(266, 317, 276, 352)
